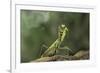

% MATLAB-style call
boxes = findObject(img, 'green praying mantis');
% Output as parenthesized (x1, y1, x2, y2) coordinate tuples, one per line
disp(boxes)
(41, 24, 71, 57)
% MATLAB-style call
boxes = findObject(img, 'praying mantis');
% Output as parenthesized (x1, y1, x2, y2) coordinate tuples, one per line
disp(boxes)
(41, 24, 71, 57)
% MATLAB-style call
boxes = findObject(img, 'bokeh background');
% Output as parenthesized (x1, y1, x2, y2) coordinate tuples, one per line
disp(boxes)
(20, 10, 89, 63)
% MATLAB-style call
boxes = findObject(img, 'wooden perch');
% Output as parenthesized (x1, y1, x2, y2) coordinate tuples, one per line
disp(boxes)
(30, 50, 89, 62)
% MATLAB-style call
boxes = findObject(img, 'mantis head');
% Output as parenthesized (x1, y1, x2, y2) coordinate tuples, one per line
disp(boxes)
(60, 24, 68, 31)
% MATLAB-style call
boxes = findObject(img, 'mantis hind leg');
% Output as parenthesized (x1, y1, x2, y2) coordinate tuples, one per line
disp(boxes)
(54, 49, 58, 56)
(40, 44, 48, 56)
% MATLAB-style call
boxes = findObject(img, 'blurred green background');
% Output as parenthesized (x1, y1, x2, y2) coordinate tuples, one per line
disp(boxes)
(21, 10, 89, 63)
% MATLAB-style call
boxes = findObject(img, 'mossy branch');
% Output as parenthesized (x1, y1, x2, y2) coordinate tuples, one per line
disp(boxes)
(30, 50, 89, 62)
